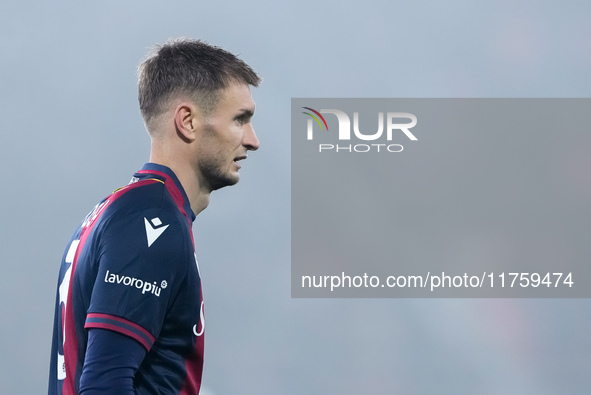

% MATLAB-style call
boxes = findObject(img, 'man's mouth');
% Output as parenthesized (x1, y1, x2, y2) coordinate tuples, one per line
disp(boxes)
(233, 155, 247, 168)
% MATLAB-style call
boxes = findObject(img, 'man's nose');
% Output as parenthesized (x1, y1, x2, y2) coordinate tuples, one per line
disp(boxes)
(244, 124, 260, 151)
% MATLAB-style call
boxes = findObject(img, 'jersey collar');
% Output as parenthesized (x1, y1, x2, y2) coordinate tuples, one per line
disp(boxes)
(136, 163, 196, 222)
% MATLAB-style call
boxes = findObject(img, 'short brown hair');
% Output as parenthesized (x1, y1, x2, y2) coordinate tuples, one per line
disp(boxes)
(138, 38, 261, 127)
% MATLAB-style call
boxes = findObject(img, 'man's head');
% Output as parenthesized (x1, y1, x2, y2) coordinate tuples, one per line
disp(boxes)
(138, 38, 261, 194)
(138, 38, 261, 130)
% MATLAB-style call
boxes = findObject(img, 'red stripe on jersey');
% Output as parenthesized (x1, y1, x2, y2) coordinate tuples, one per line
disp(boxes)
(85, 313, 156, 350)
(137, 169, 189, 222)
(180, 293, 205, 395)
(86, 313, 155, 342)
(61, 179, 160, 395)
(86, 323, 152, 350)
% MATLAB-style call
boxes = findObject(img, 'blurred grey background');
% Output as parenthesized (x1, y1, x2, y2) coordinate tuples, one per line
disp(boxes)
(1, 0, 590, 394)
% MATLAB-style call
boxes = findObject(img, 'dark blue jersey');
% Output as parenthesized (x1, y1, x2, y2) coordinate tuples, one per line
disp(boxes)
(49, 163, 205, 395)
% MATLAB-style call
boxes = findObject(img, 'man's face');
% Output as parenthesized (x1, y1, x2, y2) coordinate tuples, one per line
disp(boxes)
(196, 82, 259, 191)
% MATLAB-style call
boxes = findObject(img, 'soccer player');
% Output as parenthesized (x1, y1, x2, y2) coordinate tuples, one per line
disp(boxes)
(48, 38, 261, 394)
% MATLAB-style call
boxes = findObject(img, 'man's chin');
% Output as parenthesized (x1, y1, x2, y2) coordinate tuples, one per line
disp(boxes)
(210, 174, 240, 191)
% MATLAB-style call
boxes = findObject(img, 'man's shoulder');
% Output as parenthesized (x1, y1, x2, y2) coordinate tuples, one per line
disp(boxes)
(107, 178, 168, 215)
(102, 178, 183, 220)
(97, 179, 191, 245)
(89, 179, 193, 269)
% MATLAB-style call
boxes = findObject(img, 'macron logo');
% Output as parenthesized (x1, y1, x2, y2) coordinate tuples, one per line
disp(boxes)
(144, 217, 169, 247)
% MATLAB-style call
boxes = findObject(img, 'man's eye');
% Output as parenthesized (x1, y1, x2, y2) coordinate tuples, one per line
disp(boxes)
(235, 116, 246, 125)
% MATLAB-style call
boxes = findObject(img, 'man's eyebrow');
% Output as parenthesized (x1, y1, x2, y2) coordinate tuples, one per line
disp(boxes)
(236, 108, 255, 117)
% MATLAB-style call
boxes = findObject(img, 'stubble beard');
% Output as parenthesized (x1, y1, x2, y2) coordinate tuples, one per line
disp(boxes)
(200, 160, 239, 192)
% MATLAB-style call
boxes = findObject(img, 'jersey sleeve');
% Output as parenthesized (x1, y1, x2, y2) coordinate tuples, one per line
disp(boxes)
(85, 210, 191, 350)
(79, 328, 146, 394)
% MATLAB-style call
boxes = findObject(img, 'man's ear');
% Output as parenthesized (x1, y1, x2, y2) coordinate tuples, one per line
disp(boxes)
(174, 102, 202, 142)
